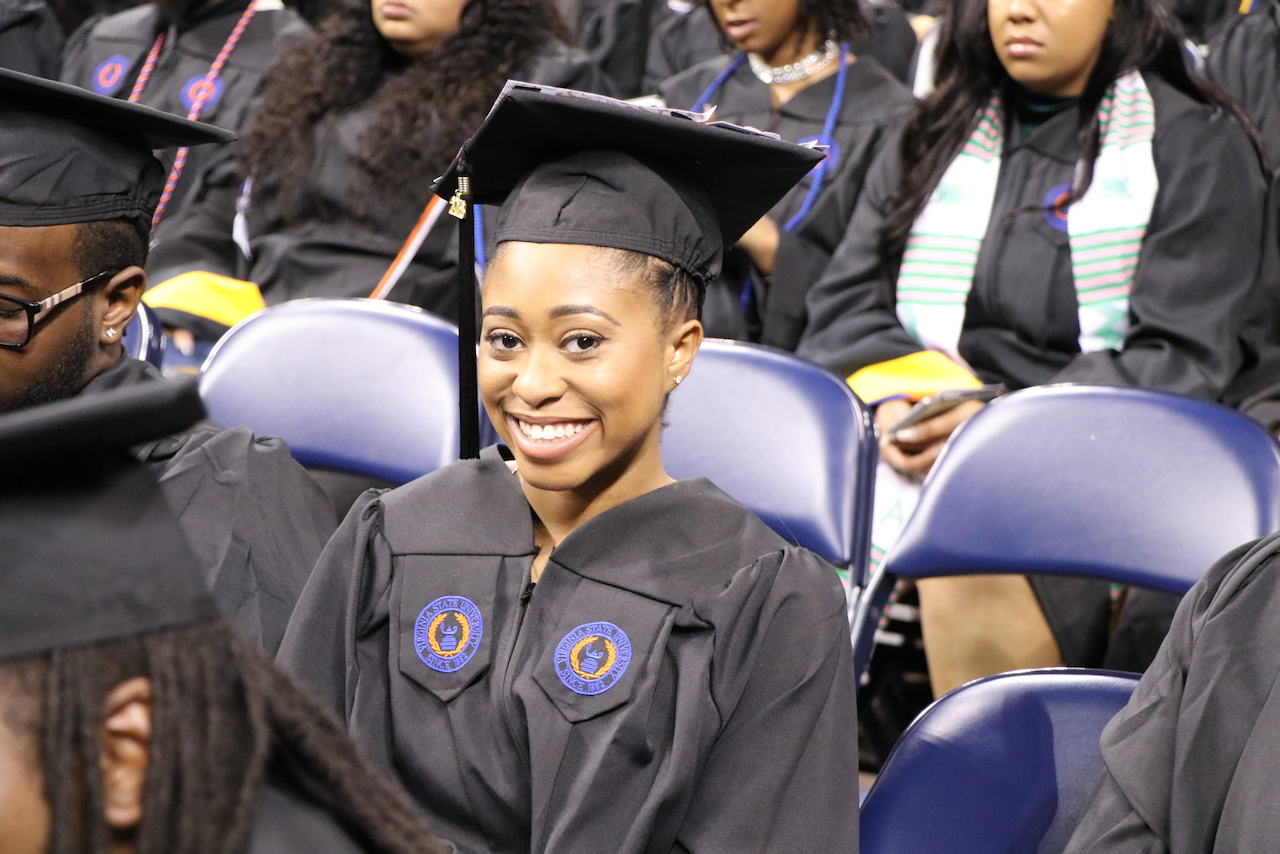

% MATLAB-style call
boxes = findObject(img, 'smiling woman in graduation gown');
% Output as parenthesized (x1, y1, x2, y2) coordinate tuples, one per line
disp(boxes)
(278, 85, 860, 854)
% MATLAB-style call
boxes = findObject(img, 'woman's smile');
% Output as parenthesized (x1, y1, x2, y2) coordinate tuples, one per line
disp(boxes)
(506, 414, 598, 461)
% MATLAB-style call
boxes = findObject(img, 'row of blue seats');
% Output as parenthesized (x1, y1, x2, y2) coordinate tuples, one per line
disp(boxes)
(126, 298, 1280, 853)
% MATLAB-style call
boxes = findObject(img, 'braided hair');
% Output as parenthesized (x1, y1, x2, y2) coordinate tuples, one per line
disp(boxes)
(0, 621, 451, 854)
(243, 0, 569, 227)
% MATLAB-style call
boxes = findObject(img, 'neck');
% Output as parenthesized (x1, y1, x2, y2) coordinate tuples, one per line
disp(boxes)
(520, 429, 672, 547)
(759, 27, 822, 68)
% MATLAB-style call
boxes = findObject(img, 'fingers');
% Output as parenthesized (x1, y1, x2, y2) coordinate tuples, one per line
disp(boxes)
(891, 399, 985, 446)
(166, 328, 196, 357)
(876, 398, 985, 478)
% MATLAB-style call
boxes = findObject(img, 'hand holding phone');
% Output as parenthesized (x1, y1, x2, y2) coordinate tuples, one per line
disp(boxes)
(887, 385, 1005, 439)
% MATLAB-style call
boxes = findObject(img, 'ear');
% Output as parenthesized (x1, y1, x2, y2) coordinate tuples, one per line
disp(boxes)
(666, 317, 703, 388)
(97, 267, 147, 347)
(99, 677, 152, 833)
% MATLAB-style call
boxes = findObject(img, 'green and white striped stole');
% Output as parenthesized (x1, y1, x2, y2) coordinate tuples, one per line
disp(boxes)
(895, 71, 1158, 366)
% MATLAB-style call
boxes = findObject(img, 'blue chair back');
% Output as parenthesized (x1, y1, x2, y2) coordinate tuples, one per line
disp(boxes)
(122, 301, 164, 369)
(853, 385, 1280, 674)
(200, 299, 459, 484)
(861, 668, 1139, 854)
(662, 340, 877, 584)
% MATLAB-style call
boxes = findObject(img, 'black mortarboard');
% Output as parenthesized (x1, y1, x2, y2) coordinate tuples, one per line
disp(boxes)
(435, 82, 824, 458)
(0, 378, 220, 663)
(0, 67, 235, 227)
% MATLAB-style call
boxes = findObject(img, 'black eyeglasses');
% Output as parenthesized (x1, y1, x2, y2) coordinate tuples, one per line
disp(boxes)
(0, 270, 116, 350)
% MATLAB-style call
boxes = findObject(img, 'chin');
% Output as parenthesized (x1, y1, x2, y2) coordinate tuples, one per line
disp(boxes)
(513, 459, 597, 494)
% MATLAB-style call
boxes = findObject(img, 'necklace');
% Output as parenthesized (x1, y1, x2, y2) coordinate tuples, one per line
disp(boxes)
(748, 38, 838, 85)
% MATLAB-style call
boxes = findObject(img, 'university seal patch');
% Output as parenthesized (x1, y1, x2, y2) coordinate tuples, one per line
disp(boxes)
(92, 55, 130, 96)
(554, 622, 631, 696)
(1043, 183, 1072, 232)
(180, 74, 225, 113)
(414, 596, 483, 673)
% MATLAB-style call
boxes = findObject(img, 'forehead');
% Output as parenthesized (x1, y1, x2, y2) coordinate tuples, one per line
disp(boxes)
(0, 224, 81, 297)
(483, 242, 656, 319)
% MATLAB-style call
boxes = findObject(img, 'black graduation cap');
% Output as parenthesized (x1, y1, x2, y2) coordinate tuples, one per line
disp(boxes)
(0, 66, 236, 227)
(435, 82, 824, 458)
(0, 378, 220, 663)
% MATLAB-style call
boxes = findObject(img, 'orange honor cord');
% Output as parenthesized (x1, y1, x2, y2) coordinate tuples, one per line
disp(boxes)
(368, 195, 447, 299)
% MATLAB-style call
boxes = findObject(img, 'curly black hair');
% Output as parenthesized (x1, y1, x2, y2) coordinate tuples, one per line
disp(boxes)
(0, 620, 451, 854)
(243, 0, 569, 226)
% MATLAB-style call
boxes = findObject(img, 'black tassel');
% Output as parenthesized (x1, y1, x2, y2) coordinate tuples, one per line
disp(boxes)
(451, 155, 480, 460)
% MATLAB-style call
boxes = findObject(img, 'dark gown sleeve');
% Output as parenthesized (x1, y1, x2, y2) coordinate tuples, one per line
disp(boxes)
(764, 114, 901, 351)
(0, 0, 63, 78)
(150, 425, 337, 655)
(675, 548, 861, 854)
(1049, 105, 1269, 399)
(277, 490, 399, 773)
(795, 134, 924, 377)
(1064, 533, 1280, 853)
(146, 169, 248, 284)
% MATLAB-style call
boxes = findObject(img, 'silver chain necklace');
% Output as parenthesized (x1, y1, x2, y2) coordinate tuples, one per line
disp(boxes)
(748, 39, 839, 86)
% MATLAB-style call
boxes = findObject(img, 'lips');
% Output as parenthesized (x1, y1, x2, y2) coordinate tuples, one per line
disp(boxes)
(379, 1, 412, 20)
(723, 18, 756, 44)
(1005, 36, 1043, 58)
(505, 414, 597, 462)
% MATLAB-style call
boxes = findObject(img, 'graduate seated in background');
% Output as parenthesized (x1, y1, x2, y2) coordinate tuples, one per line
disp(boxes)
(0, 69, 336, 654)
(644, 0, 919, 96)
(1205, 1, 1280, 438)
(567, 0, 663, 98)
(0, 381, 453, 854)
(659, 0, 914, 346)
(0, 0, 64, 78)
(59, 0, 310, 243)
(140, 0, 610, 348)
(1064, 532, 1280, 853)
(278, 85, 861, 854)
(796, 0, 1272, 696)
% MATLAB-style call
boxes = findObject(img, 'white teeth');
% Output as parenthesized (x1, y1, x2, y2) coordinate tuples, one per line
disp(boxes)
(515, 419, 586, 442)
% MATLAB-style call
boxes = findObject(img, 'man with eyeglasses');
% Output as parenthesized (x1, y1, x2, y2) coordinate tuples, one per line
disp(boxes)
(0, 67, 336, 656)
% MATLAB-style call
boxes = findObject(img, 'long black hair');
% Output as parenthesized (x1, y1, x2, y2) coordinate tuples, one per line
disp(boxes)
(698, 0, 869, 52)
(0, 621, 451, 854)
(244, 0, 569, 226)
(878, 0, 1258, 279)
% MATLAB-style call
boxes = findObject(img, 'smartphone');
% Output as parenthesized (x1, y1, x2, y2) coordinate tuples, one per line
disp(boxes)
(887, 385, 1005, 438)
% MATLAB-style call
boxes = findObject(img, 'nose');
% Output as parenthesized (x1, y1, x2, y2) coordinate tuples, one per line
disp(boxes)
(510, 343, 568, 408)
(1006, 0, 1037, 21)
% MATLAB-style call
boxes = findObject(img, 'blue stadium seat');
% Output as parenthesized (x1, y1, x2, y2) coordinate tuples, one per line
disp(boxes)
(860, 668, 1139, 854)
(122, 301, 164, 369)
(199, 299, 460, 485)
(852, 384, 1280, 676)
(662, 339, 877, 587)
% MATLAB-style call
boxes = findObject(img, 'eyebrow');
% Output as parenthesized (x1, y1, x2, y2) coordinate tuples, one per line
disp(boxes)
(482, 304, 622, 326)
(0, 274, 39, 297)
(548, 304, 621, 326)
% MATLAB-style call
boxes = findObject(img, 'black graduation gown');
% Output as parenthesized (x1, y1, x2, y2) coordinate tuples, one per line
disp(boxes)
(83, 356, 336, 654)
(797, 74, 1270, 669)
(573, 0, 660, 98)
(247, 786, 368, 854)
(1205, 3, 1280, 430)
(643, 3, 920, 94)
(798, 73, 1268, 399)
(660, 54, 913, 346)
(60, 0, 310, 240)
(278, 448, 860, 854)
(1062, 532, 1280, 853)
(145, 41, 606, 320)
(0, 0, 63, 78)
